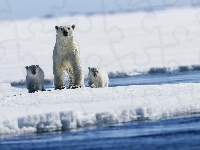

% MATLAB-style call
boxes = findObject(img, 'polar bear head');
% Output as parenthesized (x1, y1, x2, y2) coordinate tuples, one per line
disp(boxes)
(25, 65, 40, 76)
(88, 67, 99, 78)
(55, 25, 75, 38)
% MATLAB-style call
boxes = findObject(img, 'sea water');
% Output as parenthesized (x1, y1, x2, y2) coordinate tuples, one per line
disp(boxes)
(1, 71, 200, 150)
(1, 115, 200, 150)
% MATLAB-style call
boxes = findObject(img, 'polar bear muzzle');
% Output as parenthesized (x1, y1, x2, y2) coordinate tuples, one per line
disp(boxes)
(88, 67, 98, 78)
(94, 71, 98, 78)
(63, 30, 68, 36)
(30, 65, 36, 75)
(92, 70, 98, 78)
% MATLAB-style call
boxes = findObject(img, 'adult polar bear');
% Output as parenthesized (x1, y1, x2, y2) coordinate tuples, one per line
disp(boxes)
(53, 24, 84, 89)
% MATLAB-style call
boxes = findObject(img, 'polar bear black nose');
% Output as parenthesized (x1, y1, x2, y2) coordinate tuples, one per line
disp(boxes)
(30, 66, 36, 75)
(63, 31, 68, 36)
(93, 71, 98, 78)
(32, 69, 36, 75)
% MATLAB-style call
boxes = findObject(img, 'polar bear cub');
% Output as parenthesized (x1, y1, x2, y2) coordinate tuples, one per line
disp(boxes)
(25, 65, 45, 93)
(88, 67, 109, 88)
(53, 24, 84, 89)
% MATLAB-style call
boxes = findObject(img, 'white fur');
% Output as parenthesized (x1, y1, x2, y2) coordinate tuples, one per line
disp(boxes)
(53, 25, 84, 89)
(26, 65, 45, 93)
(88, 67, 109, 88)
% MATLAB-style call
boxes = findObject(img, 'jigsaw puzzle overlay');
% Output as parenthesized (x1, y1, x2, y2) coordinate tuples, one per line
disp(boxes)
(0, 0, 200, 149)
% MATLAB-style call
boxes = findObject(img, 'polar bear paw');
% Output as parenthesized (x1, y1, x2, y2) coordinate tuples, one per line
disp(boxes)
(90, 84, 96, 88)
(54, 86, 65, 90)
(68, 84, 84, 89)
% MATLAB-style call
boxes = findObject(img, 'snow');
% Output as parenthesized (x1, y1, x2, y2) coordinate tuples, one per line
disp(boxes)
(1, 8, 200, 82)
(1, 83, 200, 136)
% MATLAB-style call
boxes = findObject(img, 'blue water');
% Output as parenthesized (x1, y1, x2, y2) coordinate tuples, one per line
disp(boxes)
(109, 71, 200, 86)
(1, 115, 200, 150)
(1, 71, 200, 149)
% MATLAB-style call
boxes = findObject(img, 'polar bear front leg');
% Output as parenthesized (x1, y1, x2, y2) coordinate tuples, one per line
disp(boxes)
(53, 65, 65, 90)
(97, 81, 103, 88)
(35, 81, 45, 91)
(69, 57, 84, 88)
(66, 67, 75, 88)
(73, 67, 84, 88)
(27, 81, 35, 93)
(90, 84, 96, 88)
(69, 66, 84, 88)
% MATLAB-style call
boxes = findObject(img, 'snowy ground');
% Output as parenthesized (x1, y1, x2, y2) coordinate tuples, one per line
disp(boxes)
(1, 82, 200, 136)
(1, 8, 200, 82)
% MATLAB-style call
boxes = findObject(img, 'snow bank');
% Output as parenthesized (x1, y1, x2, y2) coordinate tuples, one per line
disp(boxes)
(0, 83, 200, 136)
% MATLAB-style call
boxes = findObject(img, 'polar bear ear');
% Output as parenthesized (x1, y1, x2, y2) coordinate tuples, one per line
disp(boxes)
(71, 24, 75, 30)
(55, 26, 58, 30)
(25, 66, 29, 70)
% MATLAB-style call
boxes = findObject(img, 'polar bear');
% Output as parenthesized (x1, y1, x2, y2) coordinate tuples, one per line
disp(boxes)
(25, 65, 45, 93)
(53, 24, 84, 89)
(88, 67, 109, 88)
